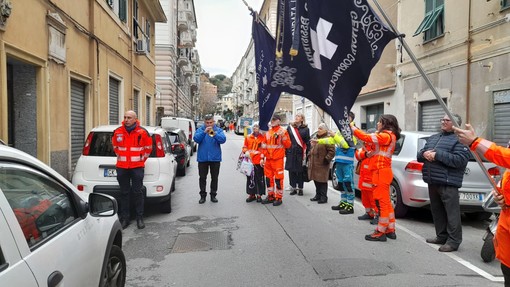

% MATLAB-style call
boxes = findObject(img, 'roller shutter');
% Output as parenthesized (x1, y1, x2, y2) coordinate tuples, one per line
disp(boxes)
(146, 95, 151, 125)
(493, 90, 510, 147)
(419, 99, 445, 132)
(70, 80, 86, 170)
(109, 77, 120, 124)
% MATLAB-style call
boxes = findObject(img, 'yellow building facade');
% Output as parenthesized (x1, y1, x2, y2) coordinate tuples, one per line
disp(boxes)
(0, 0, 166, 178)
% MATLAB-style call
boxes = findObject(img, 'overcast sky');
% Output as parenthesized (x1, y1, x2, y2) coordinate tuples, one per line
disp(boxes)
(194, 0, 264, 77)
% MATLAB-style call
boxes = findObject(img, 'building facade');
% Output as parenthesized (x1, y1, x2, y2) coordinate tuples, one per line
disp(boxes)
(396, 0, 510, 146)
(0, 0, 166, 178)
(155, 0, 201, 122)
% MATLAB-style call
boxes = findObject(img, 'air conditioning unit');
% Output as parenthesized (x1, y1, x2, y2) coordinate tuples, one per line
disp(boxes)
(136, 39, 147, 55)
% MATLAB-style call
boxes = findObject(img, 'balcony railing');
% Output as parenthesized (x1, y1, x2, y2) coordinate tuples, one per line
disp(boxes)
(177, 49, 189, 67)
(177, 11, 190, 31)
(179, 31, 193, 47)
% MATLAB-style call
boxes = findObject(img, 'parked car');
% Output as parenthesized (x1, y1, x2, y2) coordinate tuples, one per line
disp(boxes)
(330, 131, 501, 219)
(164, 127, 191, 176)
(72, 125, 177, 213)
(0, 144, 126, 286)
(160, 117, 197, 154)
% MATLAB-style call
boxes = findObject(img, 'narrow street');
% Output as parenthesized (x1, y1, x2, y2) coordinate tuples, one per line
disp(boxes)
(122, 132, 504, 287)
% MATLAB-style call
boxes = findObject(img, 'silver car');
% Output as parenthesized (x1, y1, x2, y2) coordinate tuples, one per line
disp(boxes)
(343, 131, 501, 219)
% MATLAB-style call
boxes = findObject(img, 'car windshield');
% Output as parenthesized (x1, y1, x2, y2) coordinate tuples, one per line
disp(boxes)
(88, 132, 115, 157)
(167, 133, 180, 144)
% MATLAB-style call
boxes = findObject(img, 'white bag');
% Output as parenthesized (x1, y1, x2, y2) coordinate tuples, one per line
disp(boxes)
(238, 156, 254, 176)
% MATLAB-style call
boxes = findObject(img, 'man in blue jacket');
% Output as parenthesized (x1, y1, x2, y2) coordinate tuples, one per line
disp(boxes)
(417, 113, 469, 252)
(193, 115, 227, 204)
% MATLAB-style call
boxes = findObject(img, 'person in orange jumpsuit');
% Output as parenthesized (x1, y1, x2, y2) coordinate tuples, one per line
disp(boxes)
(261, 115, 292, 206)
(351, 114, 401, 241)
(242, 123, 266, 202)
(454, 124, 510, 284)
(112, 110, 153, 229)
(355, 140, 378, 224)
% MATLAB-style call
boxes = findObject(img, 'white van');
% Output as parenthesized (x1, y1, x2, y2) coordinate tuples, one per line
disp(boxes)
(160, 117, 197, 154)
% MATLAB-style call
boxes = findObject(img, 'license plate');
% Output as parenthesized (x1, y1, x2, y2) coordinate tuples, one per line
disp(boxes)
(459, 192, 482, 201)
(104, 168, 117, 177)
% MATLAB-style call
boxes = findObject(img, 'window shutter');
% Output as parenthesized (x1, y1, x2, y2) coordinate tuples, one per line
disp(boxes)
(119, 0, 127, 22)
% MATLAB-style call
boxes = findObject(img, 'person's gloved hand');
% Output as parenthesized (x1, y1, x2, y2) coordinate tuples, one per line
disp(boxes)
(245, 151, 251, 158)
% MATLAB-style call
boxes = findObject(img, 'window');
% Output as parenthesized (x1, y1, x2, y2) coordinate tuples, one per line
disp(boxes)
(106, 0, 127, 23)
(413, 0, 444, 41)
(133, 0, 139, 39)
(145, 20, 151, 53)
(0, 162, 78, 248)
(503, 0, 510, 9)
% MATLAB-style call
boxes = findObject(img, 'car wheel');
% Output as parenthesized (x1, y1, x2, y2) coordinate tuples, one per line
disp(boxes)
(331, 164, 341, 190)
(100, 245, 126, 287)
(160, 193, 172, 213)
(187, 157, 190, 167)
(170, 177, 176, 192)
(465, 212, 492, 221)
(481, 232, 496, 262)
(390, 180, 408, 218)
(177, 166, 186, 176)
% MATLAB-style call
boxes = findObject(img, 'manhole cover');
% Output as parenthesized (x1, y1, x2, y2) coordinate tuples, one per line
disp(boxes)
(311, 258, 400, 280)
(177, 216, 201, 222)
(171, 231, 230, 253)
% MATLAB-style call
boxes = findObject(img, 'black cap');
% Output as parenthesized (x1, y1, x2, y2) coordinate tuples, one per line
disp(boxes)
(271, 115, 281, 121)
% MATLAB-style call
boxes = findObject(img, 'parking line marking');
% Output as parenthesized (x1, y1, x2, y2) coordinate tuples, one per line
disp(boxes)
(327, 186, 504, 283)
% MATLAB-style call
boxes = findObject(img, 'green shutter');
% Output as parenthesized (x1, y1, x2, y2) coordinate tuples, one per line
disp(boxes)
(119, 0, 127, 22)
(413, 4, 443, 37)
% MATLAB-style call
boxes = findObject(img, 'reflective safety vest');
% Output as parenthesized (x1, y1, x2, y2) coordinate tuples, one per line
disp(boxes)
(263, 126, 291, 160)
(242, 133, 266, 164)
(112, 122, 153, 169)
(353, 129, 396, 170)
(335, 146, 355, 164)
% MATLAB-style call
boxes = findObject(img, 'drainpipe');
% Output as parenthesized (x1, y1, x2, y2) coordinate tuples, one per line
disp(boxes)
(465, 0, 472, 123)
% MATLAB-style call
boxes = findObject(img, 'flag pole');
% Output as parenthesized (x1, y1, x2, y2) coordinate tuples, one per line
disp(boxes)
(371, 0, 500, 209)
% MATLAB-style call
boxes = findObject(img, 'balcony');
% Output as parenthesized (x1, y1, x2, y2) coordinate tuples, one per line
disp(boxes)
(177, 48, 189, 67)
(182, 63, 192, 77)
(179, 31, 193, 48)
(177, 11, 190, 31)
(190, 49, 199, 64)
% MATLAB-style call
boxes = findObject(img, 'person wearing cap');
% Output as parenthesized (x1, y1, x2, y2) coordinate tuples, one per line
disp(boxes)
(260, 114, 292, 206)
(242, 123, 266, 202)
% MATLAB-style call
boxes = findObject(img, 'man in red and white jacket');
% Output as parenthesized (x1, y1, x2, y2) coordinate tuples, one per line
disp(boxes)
(112, 110, 152, 229)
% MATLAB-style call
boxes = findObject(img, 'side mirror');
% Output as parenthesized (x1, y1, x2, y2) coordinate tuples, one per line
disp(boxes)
(88, 193, 118, 217)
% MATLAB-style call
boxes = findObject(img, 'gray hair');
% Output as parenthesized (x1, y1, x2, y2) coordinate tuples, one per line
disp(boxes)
(204, 115, 214, 121)
(452, 113, 462, 126)
(318, 123, 328, 130)
(252, 123, 260, 128)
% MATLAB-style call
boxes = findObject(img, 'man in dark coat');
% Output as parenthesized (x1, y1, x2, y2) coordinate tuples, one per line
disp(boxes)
(417, 113, 470, 252)
(285, 113, 311, 196)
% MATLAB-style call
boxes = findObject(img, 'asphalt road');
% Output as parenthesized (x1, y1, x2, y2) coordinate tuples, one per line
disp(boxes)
(122, 131, 504, 287)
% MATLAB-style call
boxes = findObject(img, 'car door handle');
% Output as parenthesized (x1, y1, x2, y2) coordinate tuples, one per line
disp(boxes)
(48, 271, 63, 287)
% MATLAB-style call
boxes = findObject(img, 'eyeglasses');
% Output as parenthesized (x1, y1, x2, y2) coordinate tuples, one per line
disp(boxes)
(440, 119, 451, 123)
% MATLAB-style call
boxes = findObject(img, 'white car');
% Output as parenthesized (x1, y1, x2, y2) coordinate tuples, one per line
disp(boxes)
(0, 144, 126, 286)
(72, 125, 177, 213)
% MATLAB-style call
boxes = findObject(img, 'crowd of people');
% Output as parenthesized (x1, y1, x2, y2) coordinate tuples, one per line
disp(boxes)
(116, 110, 510, 283)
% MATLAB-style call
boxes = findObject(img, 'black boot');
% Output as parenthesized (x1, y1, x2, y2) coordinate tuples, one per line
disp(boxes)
(199, 196, 206, 204)
(121, 219, 130, 229)
(298, 188, 303, 196)
(210, 194, 218, 203)
(136, 217, 145, 229)
(290, 188, 297, 195)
